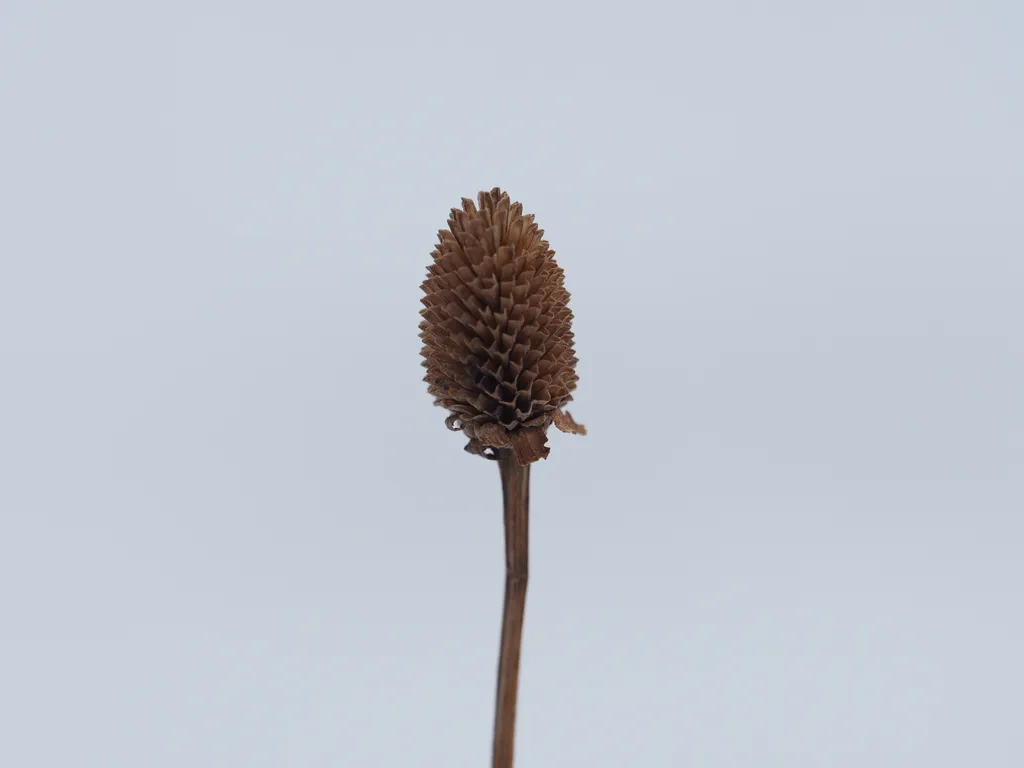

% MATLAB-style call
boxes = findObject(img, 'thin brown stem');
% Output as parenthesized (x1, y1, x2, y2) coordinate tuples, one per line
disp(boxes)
(492, 449, 530, 768)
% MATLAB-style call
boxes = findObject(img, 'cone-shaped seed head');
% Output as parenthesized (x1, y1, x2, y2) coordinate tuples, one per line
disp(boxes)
(419, 188, 586, 466)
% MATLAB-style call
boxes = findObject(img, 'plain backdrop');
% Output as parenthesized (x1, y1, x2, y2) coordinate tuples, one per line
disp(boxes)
(1, 1, 1022, 766)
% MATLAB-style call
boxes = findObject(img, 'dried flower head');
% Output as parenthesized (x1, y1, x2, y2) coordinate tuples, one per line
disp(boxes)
(419, 188, 586, 466)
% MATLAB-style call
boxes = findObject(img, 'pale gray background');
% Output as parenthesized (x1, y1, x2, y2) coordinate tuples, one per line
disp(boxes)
(1, 1, 1021, 766)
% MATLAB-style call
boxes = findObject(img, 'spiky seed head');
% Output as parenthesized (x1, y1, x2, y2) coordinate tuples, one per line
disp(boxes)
(419, 188, 586, 466)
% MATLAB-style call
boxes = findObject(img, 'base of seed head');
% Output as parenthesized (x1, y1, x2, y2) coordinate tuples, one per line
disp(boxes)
(449, 409, 586, 466)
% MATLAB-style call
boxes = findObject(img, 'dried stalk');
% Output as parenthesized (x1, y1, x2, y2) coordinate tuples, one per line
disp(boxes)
(492, 449, 530, 768)
(418, 189, 586, 767)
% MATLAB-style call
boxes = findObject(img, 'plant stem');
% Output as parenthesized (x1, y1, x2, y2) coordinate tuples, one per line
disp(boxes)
(492, 449, 530, 768)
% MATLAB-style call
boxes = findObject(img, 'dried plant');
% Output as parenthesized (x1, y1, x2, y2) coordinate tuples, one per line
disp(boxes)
(419, 188, 586, 767)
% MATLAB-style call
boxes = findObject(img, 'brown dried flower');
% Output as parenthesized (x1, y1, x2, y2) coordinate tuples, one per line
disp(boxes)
(419, 188, 586, 466)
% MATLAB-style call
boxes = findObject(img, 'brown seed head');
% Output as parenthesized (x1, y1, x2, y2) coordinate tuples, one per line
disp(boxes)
(419, 188, 586, 466)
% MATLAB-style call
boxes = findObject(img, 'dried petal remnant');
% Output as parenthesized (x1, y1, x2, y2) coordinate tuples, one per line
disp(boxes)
(419, 188, 585, 465)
